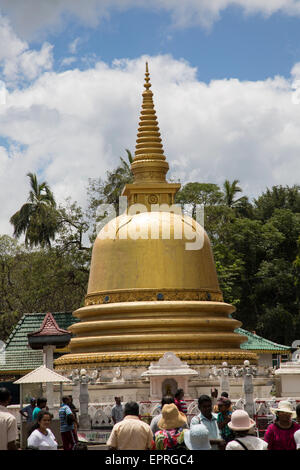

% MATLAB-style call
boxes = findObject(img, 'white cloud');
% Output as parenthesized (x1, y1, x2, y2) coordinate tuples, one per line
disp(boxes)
(3, 42, 53, 83)
(0, 80, 6, 104)
(0, 15, 53, 84)
(2, 0, 300, 38)
(69, 37, 80, 55)
(61, 57, 77, 67)
(0, 55, 300, 236)
(0, 14, 26, 60)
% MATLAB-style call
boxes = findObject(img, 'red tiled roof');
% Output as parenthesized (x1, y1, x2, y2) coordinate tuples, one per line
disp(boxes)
(28, 312, 70, 337)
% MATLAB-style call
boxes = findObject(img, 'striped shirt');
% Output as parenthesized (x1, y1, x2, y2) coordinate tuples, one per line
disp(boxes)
(59, 404, 74, 433)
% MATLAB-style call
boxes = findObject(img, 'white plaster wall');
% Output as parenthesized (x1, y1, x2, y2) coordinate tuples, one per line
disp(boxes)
(280, 375, 300, 397)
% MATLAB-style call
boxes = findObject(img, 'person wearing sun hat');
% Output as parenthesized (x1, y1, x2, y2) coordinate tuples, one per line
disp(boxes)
(184, 424, 211, 450)
(154, 403, 187, 450)
(264, 400, 300, 450)
(225, 410, 267, 450)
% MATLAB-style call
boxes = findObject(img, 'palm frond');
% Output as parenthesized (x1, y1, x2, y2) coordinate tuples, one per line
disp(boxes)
(10, 203, 33, 238)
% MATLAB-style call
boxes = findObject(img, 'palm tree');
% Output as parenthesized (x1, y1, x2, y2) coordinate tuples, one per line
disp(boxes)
(223, 179, 247, 208)
(103, 149, 134, 211)
(10, 172, 58, 247)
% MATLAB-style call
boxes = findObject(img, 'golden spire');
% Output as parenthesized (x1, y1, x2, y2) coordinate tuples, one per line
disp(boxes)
(131, 62, 169, 183)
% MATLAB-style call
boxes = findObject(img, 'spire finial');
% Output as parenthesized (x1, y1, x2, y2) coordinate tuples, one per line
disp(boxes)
(144, 62, 151, 91)
(130, 62, 169, 183)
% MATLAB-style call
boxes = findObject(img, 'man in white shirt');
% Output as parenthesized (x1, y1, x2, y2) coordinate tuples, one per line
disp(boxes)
(107, 401, 153, 450)
(0, 388, 18, 450)
(111, 397, 124, 424)
(190, 395, 225, 450)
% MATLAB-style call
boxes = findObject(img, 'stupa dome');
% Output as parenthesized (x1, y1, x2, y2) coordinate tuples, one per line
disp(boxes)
(87, 211, 221, 295)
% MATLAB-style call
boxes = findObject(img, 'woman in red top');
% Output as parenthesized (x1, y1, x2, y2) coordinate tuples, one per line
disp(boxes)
(264, 400, 300, 450)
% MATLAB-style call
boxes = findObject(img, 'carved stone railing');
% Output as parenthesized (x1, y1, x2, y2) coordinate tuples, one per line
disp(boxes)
(9, 397, 300, 431)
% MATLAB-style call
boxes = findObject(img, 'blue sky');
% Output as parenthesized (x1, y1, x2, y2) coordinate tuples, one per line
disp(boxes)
(0, 1, 300, 235)
(30, 5, 300, 82)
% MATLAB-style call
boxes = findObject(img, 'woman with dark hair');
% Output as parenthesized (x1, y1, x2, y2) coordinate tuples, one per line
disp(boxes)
(217, 397, 234, 443)
(27, 410, 58, 450)
(174, 389, 187, 415)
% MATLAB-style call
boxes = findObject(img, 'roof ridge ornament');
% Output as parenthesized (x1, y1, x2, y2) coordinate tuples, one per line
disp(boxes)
(29, 311, 69, 337)
(27, 312, 71, 350)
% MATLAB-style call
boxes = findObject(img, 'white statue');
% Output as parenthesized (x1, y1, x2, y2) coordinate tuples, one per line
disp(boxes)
(210, 362, 231, 395)
(220, 362, 230, 395)
(69, 368, 99, 430)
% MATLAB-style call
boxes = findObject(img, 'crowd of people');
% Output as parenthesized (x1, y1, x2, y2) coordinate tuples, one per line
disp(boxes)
(107, 390, 300, 451)
(24, 394, 81, 450)
(0, 387, 84, 450)
(1, 386, 300, 450)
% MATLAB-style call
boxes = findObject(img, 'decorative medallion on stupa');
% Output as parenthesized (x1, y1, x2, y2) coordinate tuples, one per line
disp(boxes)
(55, 64, 257, 370)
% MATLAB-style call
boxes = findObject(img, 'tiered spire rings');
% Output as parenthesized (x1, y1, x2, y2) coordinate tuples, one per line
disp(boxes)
(131, 62, 169, 183)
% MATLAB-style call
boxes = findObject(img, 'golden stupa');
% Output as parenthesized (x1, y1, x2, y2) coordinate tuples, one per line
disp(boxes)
(55, 64, 256, 370)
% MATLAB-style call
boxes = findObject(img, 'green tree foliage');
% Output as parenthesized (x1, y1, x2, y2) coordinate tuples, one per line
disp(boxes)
(0, 235, 89, 341)
(253, 185, 300, 222)
(87, 149, 133, 214)
(10, 173, 59, 248)
(214, 189, 300, 344)
(176, 182, 223, 210)
(56, 198, 90, 253)
(222, 179, 247, 208)
(294, 235, 300, 292)
(175, 183, 228, 243)
(87, 149, 134, 241)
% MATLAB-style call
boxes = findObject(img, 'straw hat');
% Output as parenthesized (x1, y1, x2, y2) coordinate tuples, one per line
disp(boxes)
(184, 424, 211, 450)
(228, 410, 255, 431)
(270, 400, 296, 419)
(158, 404, 187, 430)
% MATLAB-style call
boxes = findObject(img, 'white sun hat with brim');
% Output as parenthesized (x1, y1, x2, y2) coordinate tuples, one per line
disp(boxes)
(183, 424, 211, 450)
(228, 410, 255, 431)
(270, 400, 296, 419)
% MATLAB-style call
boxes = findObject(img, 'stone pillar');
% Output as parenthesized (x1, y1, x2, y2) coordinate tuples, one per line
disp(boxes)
(43, 345, 55, 413)
(242, 361, 256, 418)
(79, 382, 91, 430)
